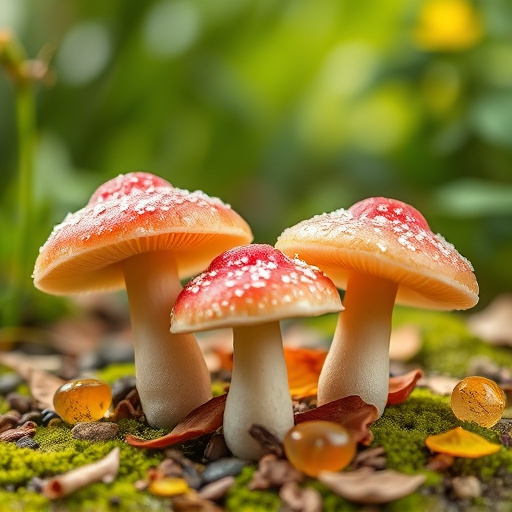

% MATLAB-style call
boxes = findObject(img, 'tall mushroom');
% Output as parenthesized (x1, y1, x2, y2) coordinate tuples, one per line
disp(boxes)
(276, 197, 479, 415)
(170, 244, 343, 460)
(33, 172, 253, 429)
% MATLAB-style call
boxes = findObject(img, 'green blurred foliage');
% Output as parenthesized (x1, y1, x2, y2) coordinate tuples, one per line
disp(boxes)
(1, 0, 511, 325)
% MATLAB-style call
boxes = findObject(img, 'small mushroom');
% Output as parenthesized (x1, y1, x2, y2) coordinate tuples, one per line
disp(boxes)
(33, 172, 253, 428)
(170, 244, 342, 460)
(276, 197, 479, 415)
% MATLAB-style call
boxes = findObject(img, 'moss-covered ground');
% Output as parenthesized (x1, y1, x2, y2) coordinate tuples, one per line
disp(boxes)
(2, 307, 512, 511)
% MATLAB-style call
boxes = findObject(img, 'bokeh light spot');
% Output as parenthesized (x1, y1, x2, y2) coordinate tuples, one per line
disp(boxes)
(143, 0, 201, 58)
(56, 21, 112, 86)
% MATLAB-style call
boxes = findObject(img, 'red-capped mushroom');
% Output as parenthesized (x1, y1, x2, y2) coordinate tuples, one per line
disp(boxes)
(276, 197, 479, 415)
(170, 244, 343, 460)
(33, 172, 253, 429)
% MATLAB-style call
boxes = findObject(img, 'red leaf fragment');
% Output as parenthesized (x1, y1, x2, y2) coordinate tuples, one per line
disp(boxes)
(125, 394, 227, 448)
(387, 369, 423, 405)
(294, 395, 379, 445)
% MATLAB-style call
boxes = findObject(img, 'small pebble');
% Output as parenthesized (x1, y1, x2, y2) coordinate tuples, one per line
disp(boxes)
(19, 411, 43, 426)
(7, 393, 35, 414)
(203, 434, 230, 462)
(71, 422, 120, 441)
(0, 374, 23, 395)
(201, 458, 249, 484)
(111, 375, 137, 407)
(16, 436, 40, 450)
(198, 476, 235, 501)
(41, 410, 61, 426)
(452, 476, 482, 500)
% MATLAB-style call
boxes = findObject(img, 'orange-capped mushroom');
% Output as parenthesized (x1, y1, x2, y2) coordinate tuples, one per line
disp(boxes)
(33, 172, 253, 428)
(276, 197, 478, 415)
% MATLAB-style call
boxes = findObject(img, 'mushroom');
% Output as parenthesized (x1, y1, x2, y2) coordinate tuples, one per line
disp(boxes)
(275, 197, 479, 415)
(33, 172, 253, 429)
(170, 244, 343, 460)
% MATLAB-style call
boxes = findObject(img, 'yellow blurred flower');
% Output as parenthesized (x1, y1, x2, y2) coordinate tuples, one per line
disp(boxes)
(414, 0, 483, 51)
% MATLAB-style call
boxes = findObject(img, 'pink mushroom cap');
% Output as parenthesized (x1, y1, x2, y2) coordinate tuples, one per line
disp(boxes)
(171, 244, 343, 333)
(33, 172, 253, 294)
(276, 197, 478, 310)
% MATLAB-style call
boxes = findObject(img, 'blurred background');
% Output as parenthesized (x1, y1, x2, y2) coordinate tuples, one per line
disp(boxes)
(1, 0, 511, 329)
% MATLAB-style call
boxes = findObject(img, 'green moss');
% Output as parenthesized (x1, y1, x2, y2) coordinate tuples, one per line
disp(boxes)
(0, 419, 167, 512)
(393, 308, 512, 377)
(225, 466, 282, 512)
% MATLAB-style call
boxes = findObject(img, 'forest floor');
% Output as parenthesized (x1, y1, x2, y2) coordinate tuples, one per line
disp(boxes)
(1, 294, 512, 511)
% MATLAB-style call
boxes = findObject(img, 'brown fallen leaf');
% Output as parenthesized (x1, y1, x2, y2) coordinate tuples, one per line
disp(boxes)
(294, 395, 379, 445)
(42, 447, 120, 499)
(318, 467, 426, 504)
(0, 352, 65, 410)
(125, 394, 227, 448)
(468, 294, 512, 346)
(279, 480, 323, 512)
(417, 374, 460, 396)
(387, 369, 424, 405)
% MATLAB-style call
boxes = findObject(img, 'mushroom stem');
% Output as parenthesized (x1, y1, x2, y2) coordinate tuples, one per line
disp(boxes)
(223, 321, 294, 460)
(317, 272, 398, 416)
(123, 251, 212, 429)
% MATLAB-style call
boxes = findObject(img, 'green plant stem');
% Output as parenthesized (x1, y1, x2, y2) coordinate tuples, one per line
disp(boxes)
(7, 80, 36, 327)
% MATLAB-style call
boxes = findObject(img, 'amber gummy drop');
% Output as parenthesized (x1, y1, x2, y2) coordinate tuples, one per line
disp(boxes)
(283, 420, 356, 477)
(53, 378, 112, 424)
(451, 376, 506, 428)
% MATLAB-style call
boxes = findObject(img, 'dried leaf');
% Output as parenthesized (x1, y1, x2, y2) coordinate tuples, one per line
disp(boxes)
(294, 395, 378, 445)
(468, 294, 512, 346)
(417, 374, 460, 396)
(148, 477, 190, 497)
(125, 394, 227, 448)
(318, 467, 426, 504)
(279, 480, 323, 512)
(285, 346, 327, 399)
(387, 369, 424, 405)
(42, 447, 120, 499)
(0, 352, 65, 410)
(389, 325, 422, 361)
(425, 427, 501, 458)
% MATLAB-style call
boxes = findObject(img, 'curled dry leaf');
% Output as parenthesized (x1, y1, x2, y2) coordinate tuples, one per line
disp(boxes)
(425, 427, 501, 458)
(279, 480, 323, 512)
(294, 395, 379, 445)
(318, 467, 426, 504)
(284, 346, 327, 399)
(417, 374, 460, 396)
(125, 394, 227, 448)
(467, 294, 512, 346)
(0, 352, 65, 410)
(42, 447, 120, 499)
(387, 369, 424, 405)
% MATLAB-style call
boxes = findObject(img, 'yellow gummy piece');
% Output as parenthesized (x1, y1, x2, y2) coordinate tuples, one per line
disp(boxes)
(425, 427, 501, 459)
(149, 477, 190, 497)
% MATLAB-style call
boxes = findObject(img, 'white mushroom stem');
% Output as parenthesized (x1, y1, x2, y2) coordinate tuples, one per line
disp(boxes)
(223, 321, 294, 460)
(317, 272, 398, 416)
(123, 250, 212, 429)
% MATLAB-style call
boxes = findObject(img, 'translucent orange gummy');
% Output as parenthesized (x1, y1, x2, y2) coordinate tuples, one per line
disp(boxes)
(283, 420, 356, 477)
(451, 376, 506, 428)
(53, 378, 112, 424)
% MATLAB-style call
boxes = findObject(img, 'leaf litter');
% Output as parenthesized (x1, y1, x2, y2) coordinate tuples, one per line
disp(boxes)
(2, 309, 512, 510)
